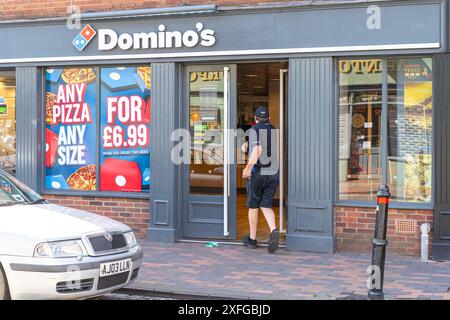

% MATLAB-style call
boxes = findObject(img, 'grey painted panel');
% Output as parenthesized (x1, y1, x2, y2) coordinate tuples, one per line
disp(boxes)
(16, 67, 42, 191)
(148, 63, 178, 241)
(0, 1, 443, 62)
(287, 58, 334, 253)
(288, 58, 333, 204)
(432, 243, 450, 260)
(188, 201, 223, 224)
(294, 206, 326, 233)
(433, 54, 450, 255)
(154, 200, 169, 226)
(275, 3, 441, 47)
(150, 63, 176, 200)
(147, 228, 177, 243)
(439, 211, 450, 240)
(286, 234, 335, 254)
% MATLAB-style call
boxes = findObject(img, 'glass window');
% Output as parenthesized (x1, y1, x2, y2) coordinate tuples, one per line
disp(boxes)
(338, 59, 383, 201)
(338, 57, 433, 204)
(188, 70, 225, 195)
(387, 58, 432, 202)
(0, 71, 16, 175)
(45, 68, 98, 191)
(44, 66, 151, 193)
(0, 169, 43, 205)
(99, 66, 151, 192)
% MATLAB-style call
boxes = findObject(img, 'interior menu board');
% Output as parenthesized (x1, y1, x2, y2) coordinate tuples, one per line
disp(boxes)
(45, 68, 98, 191)
(99, 66, 151, 192)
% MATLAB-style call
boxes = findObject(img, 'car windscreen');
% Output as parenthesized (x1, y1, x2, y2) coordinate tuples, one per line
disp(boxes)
(0, 169, 43, 205)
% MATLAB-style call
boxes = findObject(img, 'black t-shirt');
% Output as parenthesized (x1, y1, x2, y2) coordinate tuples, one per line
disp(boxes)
(248, 120, 277, 173)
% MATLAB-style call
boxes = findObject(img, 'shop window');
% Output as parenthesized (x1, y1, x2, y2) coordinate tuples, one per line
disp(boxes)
(0, 71, 16, 175)
(387, 58, 432, 202)
(45, 68, 98, 191)
(338, 59, 383, 201)
(99, 67, 151, 192)
(45, 66, 151, 193)
(338, 57, 433, 204)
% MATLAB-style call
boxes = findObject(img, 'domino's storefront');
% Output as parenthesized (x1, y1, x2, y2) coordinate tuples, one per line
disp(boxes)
(1, 0, 450, 259)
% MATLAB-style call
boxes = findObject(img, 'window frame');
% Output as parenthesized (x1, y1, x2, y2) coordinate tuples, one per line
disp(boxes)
(41, 64, 151, 199)
(335, 55, 435, 209)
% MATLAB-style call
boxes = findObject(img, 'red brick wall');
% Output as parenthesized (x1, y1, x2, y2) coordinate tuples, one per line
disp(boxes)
(42, 196, 434, 255)
(0, 0, 294, 20)
(44, 194, 149, 239)
(335, 206, 433, 256)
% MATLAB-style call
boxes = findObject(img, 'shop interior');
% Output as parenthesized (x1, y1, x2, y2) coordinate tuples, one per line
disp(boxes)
(235, 62, 288, 243)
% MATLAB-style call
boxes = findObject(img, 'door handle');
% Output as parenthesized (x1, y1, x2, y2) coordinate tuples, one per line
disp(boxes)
(223, 66, 230, 237)
(279, 69, 288, 234)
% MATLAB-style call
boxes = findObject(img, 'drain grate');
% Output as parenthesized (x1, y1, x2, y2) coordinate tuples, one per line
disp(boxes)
(395, 219, 417, 233)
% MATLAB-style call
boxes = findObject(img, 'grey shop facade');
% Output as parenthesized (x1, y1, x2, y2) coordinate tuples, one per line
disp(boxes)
(1, 0, 450, 259)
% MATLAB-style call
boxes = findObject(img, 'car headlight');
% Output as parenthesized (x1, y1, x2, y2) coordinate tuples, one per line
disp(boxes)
(124, 231, 137, 248)
(34, 240, 84, 258)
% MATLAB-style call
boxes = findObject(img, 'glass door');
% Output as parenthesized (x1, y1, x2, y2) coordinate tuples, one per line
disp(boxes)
(182, 65, 237, 239)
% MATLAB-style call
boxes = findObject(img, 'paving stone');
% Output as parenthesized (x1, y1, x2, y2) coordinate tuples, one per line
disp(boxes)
(126, 241, 450, 300)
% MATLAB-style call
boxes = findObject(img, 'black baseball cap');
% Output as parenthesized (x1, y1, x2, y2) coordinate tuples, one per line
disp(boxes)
(255, 106, 269, 120)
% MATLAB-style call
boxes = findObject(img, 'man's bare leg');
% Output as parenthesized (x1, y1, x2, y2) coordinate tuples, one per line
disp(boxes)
(261, 207, 276, 232)
(248, 208, 259, 240)
(261, 207, 279, 253)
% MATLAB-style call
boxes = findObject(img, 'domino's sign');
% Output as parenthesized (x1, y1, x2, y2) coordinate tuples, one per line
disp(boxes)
(72, 25, 97, 51)
(73, 22, 216, 52)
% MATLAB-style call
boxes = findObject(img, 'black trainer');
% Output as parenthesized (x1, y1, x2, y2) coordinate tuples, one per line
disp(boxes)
(268, 229, 280, 253)
(242, 235, 257, 249)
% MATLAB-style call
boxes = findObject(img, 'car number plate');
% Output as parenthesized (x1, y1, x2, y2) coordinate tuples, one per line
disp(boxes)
(99, 258, 131, 278)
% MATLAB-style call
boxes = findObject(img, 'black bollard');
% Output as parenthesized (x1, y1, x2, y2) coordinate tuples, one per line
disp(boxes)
(368, 185, 391, 300)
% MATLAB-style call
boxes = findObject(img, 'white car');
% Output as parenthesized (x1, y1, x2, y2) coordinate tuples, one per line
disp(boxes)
(0, 169, 143, 300)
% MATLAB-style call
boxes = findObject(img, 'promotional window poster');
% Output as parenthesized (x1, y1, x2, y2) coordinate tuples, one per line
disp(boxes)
(45, 68, 98, 191)
(390, 58, 433, 202)
(401, 81, 432, 202)
(99, 66, 151, 192)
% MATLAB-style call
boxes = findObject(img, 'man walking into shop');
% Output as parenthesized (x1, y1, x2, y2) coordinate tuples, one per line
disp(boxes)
(242, 106, 280, 253)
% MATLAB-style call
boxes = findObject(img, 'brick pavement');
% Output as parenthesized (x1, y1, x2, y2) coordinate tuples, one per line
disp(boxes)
(128, 241, 450, 300)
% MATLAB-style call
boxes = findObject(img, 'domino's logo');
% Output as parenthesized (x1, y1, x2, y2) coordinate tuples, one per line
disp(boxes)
(72, 25, 96, 51)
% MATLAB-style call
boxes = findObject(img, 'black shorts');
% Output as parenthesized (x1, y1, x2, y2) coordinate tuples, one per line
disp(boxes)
(246, 171, 280, 209)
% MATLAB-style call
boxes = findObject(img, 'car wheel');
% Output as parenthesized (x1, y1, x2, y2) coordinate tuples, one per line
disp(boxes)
(0, 264, 10, 300)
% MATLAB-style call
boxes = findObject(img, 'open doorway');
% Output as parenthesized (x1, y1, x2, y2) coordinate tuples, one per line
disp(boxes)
(235, 62, 288, 244)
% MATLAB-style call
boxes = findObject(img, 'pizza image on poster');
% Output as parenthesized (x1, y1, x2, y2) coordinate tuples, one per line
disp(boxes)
(99, 66, 151, 192)
(45, 67, 98, 191)
(45, 92, 57, 124)
(61, 68, 97, 84)
(67, 164, 97, 191)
